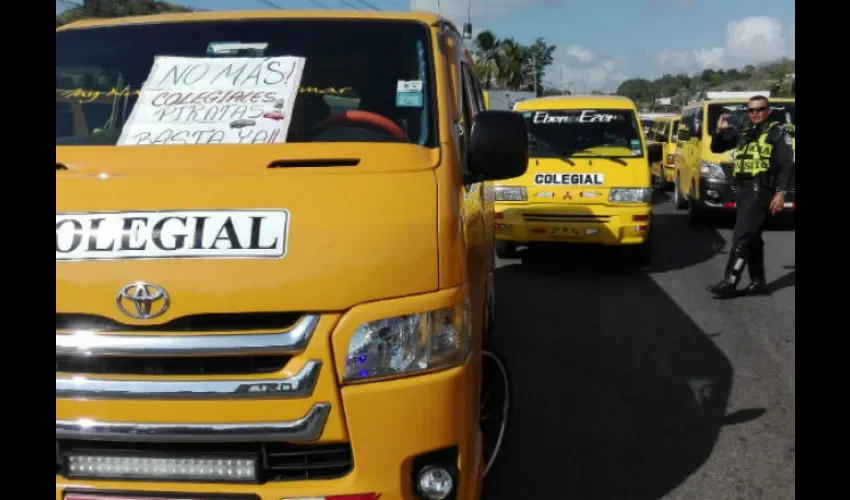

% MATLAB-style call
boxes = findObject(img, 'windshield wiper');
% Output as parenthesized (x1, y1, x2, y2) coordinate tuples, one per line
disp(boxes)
(553, 154, 575, 166)
(562, 147, 629, 166)
(592, 156, 628, 166)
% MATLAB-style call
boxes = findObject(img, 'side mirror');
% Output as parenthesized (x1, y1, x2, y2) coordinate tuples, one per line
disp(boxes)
(467, 110, 529, 182)
(647, 142, 663, 165)
(677, 126, 690, 141)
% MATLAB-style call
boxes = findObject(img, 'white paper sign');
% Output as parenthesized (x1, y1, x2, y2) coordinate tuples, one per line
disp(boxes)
(118, 56, 306, 146)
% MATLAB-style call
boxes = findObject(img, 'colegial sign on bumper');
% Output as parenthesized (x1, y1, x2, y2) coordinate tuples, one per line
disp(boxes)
(533, 173, 604, 186)
(55, 210, 290, 261)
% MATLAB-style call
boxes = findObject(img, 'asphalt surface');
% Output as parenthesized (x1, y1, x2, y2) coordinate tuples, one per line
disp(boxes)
(482, 192, 795, 500)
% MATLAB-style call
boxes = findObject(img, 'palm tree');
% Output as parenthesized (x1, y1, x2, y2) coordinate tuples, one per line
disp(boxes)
(473, 31, 501, 90)
(496, 39, 526, 90)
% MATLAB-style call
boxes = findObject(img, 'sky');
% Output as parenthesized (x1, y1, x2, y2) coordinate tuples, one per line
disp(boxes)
(57, 0, 795, 93)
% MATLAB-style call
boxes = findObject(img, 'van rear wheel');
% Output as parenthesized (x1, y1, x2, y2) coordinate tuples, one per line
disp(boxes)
(495, 241, 519, 259)
(673, 174, 687, 209)
(481, 350, 510, 478)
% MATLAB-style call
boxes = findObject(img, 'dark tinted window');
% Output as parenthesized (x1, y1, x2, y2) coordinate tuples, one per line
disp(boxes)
(669, 119, 679, 141)
(56, 19, 437, 147)
(521, 108, 644, 158)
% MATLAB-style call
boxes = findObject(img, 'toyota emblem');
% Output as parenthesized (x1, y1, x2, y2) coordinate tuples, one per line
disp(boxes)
(116, 281, 170, 320)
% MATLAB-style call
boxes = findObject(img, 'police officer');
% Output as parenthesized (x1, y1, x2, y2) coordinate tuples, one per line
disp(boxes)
(707, 95, 794, 297)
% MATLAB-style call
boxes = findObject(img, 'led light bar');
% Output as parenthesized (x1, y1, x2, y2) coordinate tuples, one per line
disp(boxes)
(65, 454, 257, 482)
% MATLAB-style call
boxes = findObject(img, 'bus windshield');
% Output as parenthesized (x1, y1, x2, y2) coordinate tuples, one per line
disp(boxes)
(521, 109, 644, 158)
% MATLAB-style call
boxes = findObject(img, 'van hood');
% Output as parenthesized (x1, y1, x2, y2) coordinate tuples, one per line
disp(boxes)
(501, 149, 651, 205)
(56, 143, 440, 321)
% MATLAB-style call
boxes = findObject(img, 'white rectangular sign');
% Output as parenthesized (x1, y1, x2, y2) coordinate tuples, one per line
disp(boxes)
(56, 210, 290, 261)
(533, 173, 605, 186)
(118, 55, 306, 146)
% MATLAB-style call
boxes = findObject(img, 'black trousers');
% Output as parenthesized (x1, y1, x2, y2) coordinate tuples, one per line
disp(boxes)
(729, 182, 771, 281)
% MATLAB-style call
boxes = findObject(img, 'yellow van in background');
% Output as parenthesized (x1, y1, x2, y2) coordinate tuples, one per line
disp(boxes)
(647, 115, 680, 189)
(492, 95, 662, 265)
(673, 97, 795, 225)
(56, 9, 528, 500)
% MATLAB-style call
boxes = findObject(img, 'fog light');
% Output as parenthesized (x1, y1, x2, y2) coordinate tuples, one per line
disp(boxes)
(65, 454, 257, 482)
(416, 465, 454, 499)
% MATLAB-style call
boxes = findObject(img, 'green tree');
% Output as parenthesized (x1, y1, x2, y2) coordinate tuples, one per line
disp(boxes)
(522, 37, 556, 96)
(497, 38, 527, 90)
(57, 0, 192, 27)
(473, 31, 501, 90)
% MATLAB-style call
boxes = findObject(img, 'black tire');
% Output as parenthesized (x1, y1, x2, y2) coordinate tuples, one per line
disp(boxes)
(623, 234, 653, 270)
(480, 349, 510, 478)
(686, 187, 705, 226)
(673, 174, 687, 209)
(495, 241, 519, 259)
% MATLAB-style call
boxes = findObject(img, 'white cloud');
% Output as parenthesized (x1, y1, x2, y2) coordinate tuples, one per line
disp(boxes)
(655, 16, 794, 75)
(547, 45, 628, 93)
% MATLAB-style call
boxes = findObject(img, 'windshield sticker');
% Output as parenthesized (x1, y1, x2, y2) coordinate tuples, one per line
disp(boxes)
(396, 80, 424, 108)
(117, 55, 306, 146)
(530, 110, 624, 124)
(56, 210, 290, 262)
(206, 42, 269, 56)
(534, 173, 604, 186)
(59, 87, 140, 102)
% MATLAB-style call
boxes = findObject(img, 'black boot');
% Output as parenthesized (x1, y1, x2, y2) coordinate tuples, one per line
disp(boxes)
(707, 246, 748, 297)
(741, 243, 769, 295)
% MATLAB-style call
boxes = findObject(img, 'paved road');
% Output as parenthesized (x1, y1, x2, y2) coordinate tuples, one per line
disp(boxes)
(482, 194, 795, 500)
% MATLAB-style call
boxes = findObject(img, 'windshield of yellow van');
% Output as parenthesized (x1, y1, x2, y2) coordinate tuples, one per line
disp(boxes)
(708, 102, 795, 131)
(56, 19, 436, 147)
(521, 109, 644, 158)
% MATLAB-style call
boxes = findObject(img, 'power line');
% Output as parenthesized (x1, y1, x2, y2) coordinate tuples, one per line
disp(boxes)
(350, 0, 381, 10)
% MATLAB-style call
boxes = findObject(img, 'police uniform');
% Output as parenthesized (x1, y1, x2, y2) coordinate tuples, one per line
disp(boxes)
(707, 120, 795, 297)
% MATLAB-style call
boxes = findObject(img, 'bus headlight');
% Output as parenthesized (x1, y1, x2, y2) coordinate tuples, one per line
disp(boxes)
(609, 188, 652, 203)
(343, 303, 471, 382)
(699, 161, 726, 179)
(494, 186, 527, 201)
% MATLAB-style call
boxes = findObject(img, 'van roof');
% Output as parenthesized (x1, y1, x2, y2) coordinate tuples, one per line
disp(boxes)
(685, 97, 795, 110)
(514, 94, 637, 111)
(57, 9, 452, 31)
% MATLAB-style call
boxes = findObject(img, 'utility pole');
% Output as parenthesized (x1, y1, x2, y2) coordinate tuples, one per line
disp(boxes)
(532, 55, 538, 96)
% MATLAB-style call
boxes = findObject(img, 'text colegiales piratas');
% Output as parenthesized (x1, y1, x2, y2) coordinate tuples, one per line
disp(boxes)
(117, 56, 306, 146)
(58, 86, 353, 104)
(55, 210, 290, 261)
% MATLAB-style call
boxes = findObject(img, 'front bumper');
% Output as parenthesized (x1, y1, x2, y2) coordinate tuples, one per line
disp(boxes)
(57, 363, 479, 500)
(56, 286, 481, 500)
(494, 203, 652, 246)
(698, 177, 796, 212)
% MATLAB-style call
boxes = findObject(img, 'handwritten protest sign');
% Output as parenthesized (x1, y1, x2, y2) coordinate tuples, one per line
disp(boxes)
(117, 55, 306, 146)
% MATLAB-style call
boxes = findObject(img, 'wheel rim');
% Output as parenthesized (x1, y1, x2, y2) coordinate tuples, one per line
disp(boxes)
(480, 350, 510, 477)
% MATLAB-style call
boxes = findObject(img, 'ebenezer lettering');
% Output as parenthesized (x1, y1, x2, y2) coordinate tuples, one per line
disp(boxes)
(534, 173, 604, 185)
(55, 210, 290, 261)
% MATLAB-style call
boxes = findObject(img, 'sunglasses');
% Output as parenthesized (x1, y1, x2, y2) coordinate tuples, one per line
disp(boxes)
(747, 106, 769, 113)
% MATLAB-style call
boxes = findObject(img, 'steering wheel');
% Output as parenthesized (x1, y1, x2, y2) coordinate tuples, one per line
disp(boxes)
(314, 110, 408, 142)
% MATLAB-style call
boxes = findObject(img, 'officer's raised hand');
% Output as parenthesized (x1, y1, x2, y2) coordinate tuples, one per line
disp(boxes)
(716, 113, 731, 132)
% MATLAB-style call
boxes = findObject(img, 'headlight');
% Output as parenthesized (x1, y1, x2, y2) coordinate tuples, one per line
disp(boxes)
(343, 303, 471, 382)
(609, 188, 652, 203)
(493, 186, 527, 201)
(699, 161, 726, 179)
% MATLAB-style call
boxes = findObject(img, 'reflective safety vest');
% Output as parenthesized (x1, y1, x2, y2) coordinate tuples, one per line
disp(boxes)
(733, 122, 778, 177)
